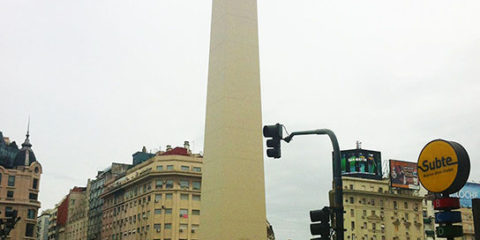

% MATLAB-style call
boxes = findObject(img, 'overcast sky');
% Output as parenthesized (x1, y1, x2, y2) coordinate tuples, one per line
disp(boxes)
(1, 0, 480, 239)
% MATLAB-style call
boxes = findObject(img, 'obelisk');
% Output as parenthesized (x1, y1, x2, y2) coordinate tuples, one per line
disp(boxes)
(201, 0, 267, 239)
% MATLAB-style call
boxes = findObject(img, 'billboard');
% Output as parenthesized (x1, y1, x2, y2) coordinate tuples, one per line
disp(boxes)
(340, 149, 382, 180)
(390, 160, 419, 189)
(450, 182, 480, 208)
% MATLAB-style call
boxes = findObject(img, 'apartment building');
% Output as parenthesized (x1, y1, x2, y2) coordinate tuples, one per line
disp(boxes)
(341, 176, 425, 240)
(0, 131, 42, 239)
(101, 144, 202, 240)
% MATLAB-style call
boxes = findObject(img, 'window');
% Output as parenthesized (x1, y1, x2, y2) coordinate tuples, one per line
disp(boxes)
(192, 195, 200, 201)
(350, 197, 354, 204)
(29, 193, 38, 200)
(156, 165, 163, 171)
(155, 194, 162, 202)
(167, 165, 174, 170)
(7, 191, 14, 198)
(351, 221, 355, 230)
(192, 181, 201, 190)
(192, 210, 200, 215)
(179, 224, 188, 230)
(156, 180, 163, 189)
(349, 184, 353, 190)
(166, 180, 174, 189)
(180, 194, 189, 200)
(166, 193, 172, 199)
(165, 208, 172, 214)
(404, 202, 408, 209)
(371, 210, 375, 216)
(350, 209, 354, 217)
(371, 199, 375, 206)
(154, 224, 161, 231)
(181, 166, 189, 171)
(25, 223, 35, 237)
(363, 210, 366, 216)
(27, 209, 35, 219)
(0, 173, 2, 183)
(393, 201, 398, 210)
(180, 209, 188, 218)
(193, 167, 201, 172)
(180, 180, 189, 189)
(8, 176, 15, 186)
(164, 223, 172, 229)
(155, 209, 162, 215)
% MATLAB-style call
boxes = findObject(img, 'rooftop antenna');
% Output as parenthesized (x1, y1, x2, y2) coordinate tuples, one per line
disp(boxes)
(356, 140, 362, 149)
(27, 115, 30, 138)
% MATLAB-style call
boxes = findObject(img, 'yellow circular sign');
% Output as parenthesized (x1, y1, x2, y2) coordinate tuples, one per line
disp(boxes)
(417, 139, 470, 194)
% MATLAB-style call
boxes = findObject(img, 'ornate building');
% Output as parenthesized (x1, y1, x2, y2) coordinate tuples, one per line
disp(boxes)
(0, 130, 42, 239)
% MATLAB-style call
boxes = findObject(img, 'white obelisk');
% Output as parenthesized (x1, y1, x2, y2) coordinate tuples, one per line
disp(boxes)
(201, 0, 267, 239)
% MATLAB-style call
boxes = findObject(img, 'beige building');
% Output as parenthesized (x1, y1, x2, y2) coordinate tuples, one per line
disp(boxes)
(341, 176, 425, 240)
(0, 131, 42, 239)
(101, 145, 202, 240)
(65, 185, 90, 240)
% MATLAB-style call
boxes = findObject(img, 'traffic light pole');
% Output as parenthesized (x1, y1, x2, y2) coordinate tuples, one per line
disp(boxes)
(283, 129, 344, 240)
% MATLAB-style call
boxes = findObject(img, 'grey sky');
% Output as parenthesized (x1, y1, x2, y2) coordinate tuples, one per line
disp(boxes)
(1, 1, 479, 239)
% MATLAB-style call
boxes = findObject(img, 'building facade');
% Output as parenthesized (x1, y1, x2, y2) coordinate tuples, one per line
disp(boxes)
(65, 186, 89, 240)
(37, 209, 52, 240)
(87, 163, 131, 240)
(0, 131, 42, 239)
(340, 176, 425, 240)
(101, 145, 202, 240)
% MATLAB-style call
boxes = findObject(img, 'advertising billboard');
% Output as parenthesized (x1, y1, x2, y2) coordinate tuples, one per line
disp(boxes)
(450, 182, 480, 208)
(390, 160, 419, 190)
(340, 149, 382, 180)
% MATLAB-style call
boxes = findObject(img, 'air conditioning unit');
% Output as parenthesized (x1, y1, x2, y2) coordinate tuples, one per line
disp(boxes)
(156, 229, 161, 233)
(179, 229, 183, 233)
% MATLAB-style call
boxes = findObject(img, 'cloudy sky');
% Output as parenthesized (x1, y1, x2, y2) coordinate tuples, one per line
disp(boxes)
(1, 0, 479, 239)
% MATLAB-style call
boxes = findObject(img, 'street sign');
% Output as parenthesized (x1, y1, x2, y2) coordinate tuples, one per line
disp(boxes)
(433, 197, 460, 210)
(435, 211, 462, 223)
(436, 225, 463, 238)
(417, 139, 470, 194)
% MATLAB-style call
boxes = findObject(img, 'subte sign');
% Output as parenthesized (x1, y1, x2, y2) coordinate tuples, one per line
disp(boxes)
(417, 139, 470, 240)
(417, 139, 470, 194)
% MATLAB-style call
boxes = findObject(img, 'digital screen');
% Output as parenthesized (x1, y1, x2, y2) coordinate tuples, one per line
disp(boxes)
(340, 149, 382, 179)
(390, 160, 419, 189)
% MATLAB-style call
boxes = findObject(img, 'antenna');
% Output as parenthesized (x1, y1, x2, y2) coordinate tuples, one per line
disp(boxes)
(27, 115, 31, 138)
(356, 141, 362, 149)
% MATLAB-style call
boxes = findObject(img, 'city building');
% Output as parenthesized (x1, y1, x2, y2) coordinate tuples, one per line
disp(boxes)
(419, 188, 435, 240)
(87, 163, 131, 240)
(47, 206, 58, 239)
(37, 209, 52, 240)
(66, 186, 89, 240)
(341, 176, 425, 240)
(0, 130, 42, 239)
(101, 143, 202, 240)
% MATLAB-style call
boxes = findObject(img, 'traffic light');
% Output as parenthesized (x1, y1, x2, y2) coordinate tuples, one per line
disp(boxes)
(263, 123, 283, 158)
(310, 207, 331, 240)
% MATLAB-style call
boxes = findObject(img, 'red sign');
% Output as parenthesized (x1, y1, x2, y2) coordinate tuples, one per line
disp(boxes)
(433, 197, 460, 210)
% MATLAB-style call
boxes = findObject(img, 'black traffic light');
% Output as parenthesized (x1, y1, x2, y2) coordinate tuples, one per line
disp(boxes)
(263, 123, 283, 158)
(310, 207, 331, 240)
